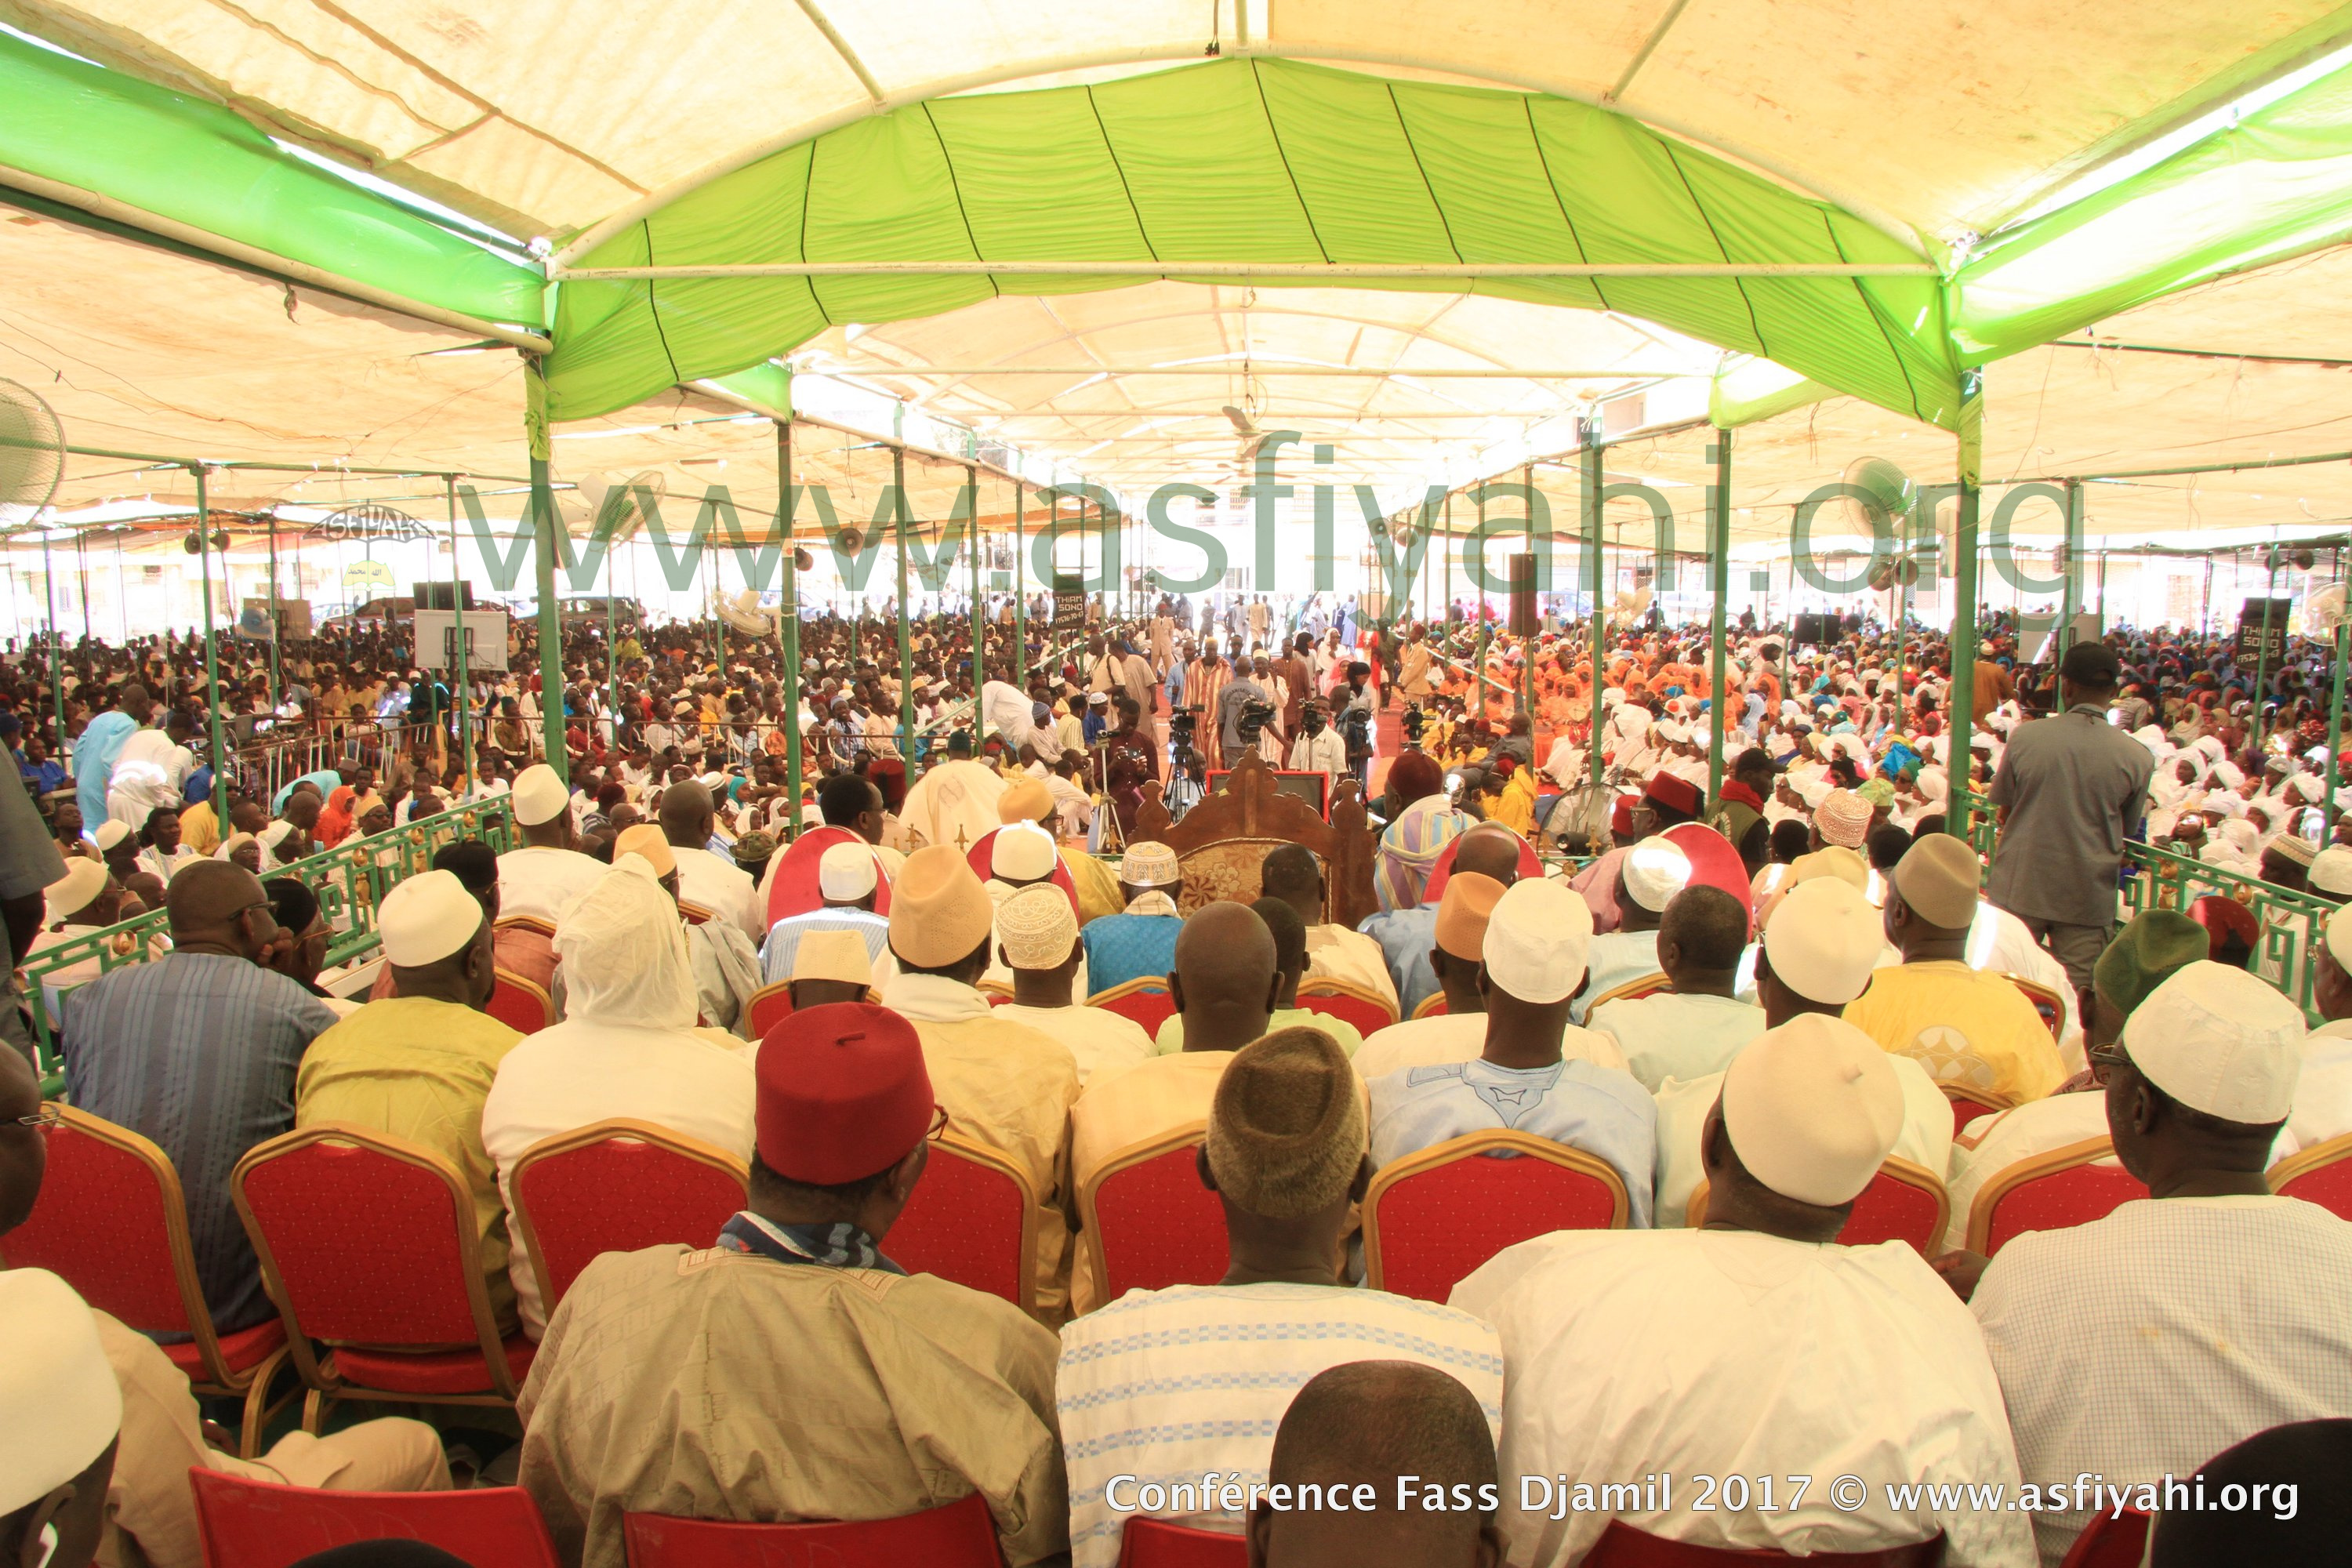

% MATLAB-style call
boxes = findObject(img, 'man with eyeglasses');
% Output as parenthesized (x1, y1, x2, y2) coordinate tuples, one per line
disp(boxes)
(58, 859, 339, 1339)
(516, 1001, 1065, 1568)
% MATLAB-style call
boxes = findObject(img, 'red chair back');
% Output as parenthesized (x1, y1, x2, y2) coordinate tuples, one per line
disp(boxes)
(485, 969, 555, 1035)
(1119, 1515, 1249, 1566)
(1086, 1137, 1229, 1298)
(1944, 1090, 2012, 1138)
(1363, 1132, 1628, 1302)
(1, 1107, 201, 1337)
(1965, 1138, 2146, 1257)
(1294, 982, 1396, 1040)
(1584, 1518, 1944, 1565)
(1838, 1159, 1949, 1254)
(767, 826, 893, 924)
(745, 981, 795, 1039)
(1091, 981, 1176, 1036)
(188, 1472, 561, 1568)
(2270, 1131, 2352, 1219)
(2057, 1508, 2150, 1568)
(234, 1128, 492, 1350)
(510, 1121, 748, 1315)
(624, 1491, 1001, 1567)
(1410, 993, 1448, 1020)
(887, 1136, 1036, 1312)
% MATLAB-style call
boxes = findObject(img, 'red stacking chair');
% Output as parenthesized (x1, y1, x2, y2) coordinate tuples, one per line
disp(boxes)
(1410, 993, 1448, 1020)
(1295, 978, 1398, 1039)
(1, 1105, 291, 1456)
(1838, 1157, 1951, 1254)
(485, 967, 556, 1034)
(1944, 1087, 2015, 1138)
(509, 1120, 749, 1316)
(232, 1124, 533, 1431)
(1363, 1131, 1628, 1302)
(1964, 1136, 2146, 1258)
(2270, 1131, 2352, 1219)
(1584, 1519, 1946, 1564)
(625, 1491, 1003, 1567)
(2057, 1508, 2151, 1567)
(887, 1134, 1039, 1315)
(1081, 1127, 1228, 1298)
(744, 979, 795, 1038)
(2003, 974, 2066, 1040)
(188, 1472, 560, 1568)
(1119, 1516, 1250, 1566)
(1091, 978, 1177, 1036)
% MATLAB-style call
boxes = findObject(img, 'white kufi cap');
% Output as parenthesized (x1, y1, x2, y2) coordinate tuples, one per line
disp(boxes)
(377, 869, 483, 967)
(1481, 877, 1595, 1005)
(510, 763, 569, 826)
(990, 822, 1058, 882)
(93, 819, 132, 852)
(1720, 1014, 1904, 1206)
(996, 882, 1079, 969)
(0, 1269, 122, 1514)
(1621, 835, 1692, 913)
(2122, 960, 2306, 1124)
(1761, 877, 1882, 1005)
(818, 840, 880, 900)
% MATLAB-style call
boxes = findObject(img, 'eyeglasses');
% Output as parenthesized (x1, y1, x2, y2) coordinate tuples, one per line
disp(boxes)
(13, 1103, 64, 1131)
(2086, 1041, 2129, 1083)
(926, 1104, 952, 1142)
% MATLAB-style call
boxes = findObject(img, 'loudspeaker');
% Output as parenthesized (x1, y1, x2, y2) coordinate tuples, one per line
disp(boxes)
(1793, 612, 1830, 646)
(413, 582, 477, 610)
(1508, 554, 1537, 637)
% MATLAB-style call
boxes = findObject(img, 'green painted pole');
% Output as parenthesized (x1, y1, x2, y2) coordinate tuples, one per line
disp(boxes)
(1473, 485, 1490, 724)
(2254, 545, 2280, 724)
(894, 443, 914, 759)
(524, 361, 567, 781)
(264, 516, 284, 710)
(1950, 367, 1984, 839)
(191, 467, 228, 823)
(446, 476, 471, 790)
(778, 418, 804, 838)
(968, 463, 985, 702)
(2327, 567, 2347, 831)
(41, 534, 64, 762)
(1706, 429, 1732, 805)
(2058, 478, 2083, 661)
(1520, 463, 1537, 724)
(1012, 478, 1025, 670)
(1584, 426, 1606, 796)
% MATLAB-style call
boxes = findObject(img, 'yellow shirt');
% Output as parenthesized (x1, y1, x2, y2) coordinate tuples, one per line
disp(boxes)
(1490, 769, 1539, 835)
(178, 800, 220, 856)
(1842, 960, 2067, 1104)
(295, 996, 524, 1322)
(1062, 847, 1126, 927)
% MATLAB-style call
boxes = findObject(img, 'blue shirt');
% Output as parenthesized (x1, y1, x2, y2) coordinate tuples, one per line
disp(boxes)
(62, 953, 342, 1333)
(760, 909, 891, 985)
(1367, 1057, 1659, 1227)
(272, 768, 343, 817)
(74, 709, 137, 828)
(1080, 912, 1181, 996)
(1357, 906, 1439, 1018)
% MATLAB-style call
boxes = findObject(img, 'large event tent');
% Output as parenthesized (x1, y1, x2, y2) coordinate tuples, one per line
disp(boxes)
(9, 0, 2352, 804)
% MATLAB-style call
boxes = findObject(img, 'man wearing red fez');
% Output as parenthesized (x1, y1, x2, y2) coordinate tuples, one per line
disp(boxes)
(515, 1002, 1069, 1568)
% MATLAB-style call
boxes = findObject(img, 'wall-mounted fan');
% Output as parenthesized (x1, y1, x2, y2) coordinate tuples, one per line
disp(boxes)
(0, 379, 65, 529)
(234, 604, 276, 641)
(565, 470, 669, 538)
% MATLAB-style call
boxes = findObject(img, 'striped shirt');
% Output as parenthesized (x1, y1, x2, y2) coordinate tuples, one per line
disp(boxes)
(758, 909, 893, 988)
(1057, 1282, 1502, 1568)
(63, 953, 341, 1334)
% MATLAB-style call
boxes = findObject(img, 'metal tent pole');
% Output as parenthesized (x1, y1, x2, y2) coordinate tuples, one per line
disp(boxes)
(446, 476, 471, 790)
(894, 443, 914, 758)
(1474, 485, 1489, 725)
(1949, 368, 1984, 840)
(1706, 430, 1732, 805)
(2328, 545, 2348, 830)
(1584, 425, 1606, 796)
(1521, 463, 1537, 726)
(968, 463, 985, 707)
(191, 469, 229, 822)
(524, 362, 568, 779)
(264, 515, 284, 708)
(2254, 544, 2279, 719)
(41, 533, 64, 760)
(1012, 478, 1026, 672)
(2057, 478, 2083, 661)
(779, 419, 804, 837)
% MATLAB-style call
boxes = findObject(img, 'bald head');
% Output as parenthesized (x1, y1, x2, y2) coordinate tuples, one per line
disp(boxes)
(1250, 1362, 1503, 1568)
(1452, 826, 1523, 887)
(659, 779, 715, 846)
(1167, 901, 1280, 1053)
(164, 861, 272, 960)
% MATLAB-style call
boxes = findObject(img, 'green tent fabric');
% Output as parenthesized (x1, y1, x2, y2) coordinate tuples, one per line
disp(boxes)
(0, 31, 542, 329)
(1955, 59, 2352, 361)
(550, 58, 1960, 429)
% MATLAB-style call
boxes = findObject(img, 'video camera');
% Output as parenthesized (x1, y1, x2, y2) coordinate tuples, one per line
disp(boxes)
(1400, 703, 1429, 745)
(1236, 699, 1276, 745)
(1168, 705, 1201, 750)
(1337, 703, 1373, 757)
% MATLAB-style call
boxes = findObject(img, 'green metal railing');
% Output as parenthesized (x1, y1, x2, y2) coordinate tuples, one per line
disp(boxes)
(1961, 794, 2326, 1022)
(20, 797, 518, 1079)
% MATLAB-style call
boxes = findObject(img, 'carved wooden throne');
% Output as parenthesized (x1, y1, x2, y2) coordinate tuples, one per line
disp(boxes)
(1131, 752, 1380, 930)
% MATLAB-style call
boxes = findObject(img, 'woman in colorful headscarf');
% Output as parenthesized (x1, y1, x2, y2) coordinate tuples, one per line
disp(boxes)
(1372, 750, 1469, 913)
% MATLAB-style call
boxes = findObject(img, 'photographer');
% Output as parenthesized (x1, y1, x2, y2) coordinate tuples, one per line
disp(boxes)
(1287, 699, 1348, 785)
(1218, 659, 1271, 758)
(1335, 661, 1378, 790)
